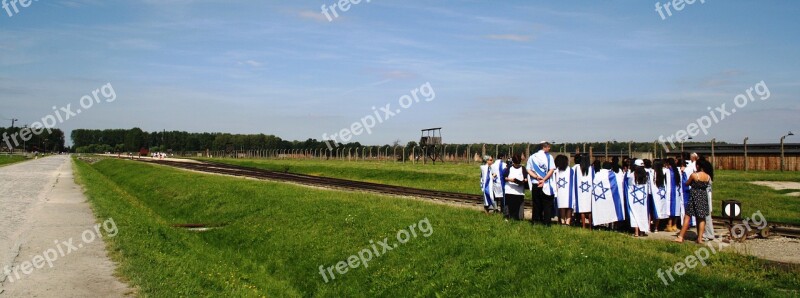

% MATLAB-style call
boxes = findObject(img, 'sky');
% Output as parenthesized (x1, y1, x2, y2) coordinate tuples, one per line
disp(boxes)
(1, 0, 798, 146)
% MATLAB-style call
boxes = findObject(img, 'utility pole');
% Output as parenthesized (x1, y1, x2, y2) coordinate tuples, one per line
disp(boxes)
(628, 141, 632, 158)
(11, 118, 18, 128)
(711, 138, 716, 169)
(22, 125, 27, 152)
(743, 137, 749, 172)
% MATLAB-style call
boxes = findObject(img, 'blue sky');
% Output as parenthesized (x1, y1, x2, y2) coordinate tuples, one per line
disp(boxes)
(1, 0, 798, 146)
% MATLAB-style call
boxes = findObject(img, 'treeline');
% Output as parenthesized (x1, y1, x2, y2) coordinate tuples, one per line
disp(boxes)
(0, 126, 66, 152)
(70, 128, 718, 155)
(70, 128, 367, 153)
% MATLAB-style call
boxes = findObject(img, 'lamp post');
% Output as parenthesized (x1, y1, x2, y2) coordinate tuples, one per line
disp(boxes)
(744, 137, 749, 171)
(781, 131, 794, 171)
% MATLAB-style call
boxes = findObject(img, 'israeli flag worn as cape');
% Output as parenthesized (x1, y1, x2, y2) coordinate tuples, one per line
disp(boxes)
(651, 169, 670, 220)
(592, 169, 626, 226)
(480, 164, 496, 208)
(527, 152, 555, 196)
(554, 168, 574, 209)
(666, 168, 681, 217)
(491, 160, 507, 207)
(573, 165, 594, 213)
(626, 179, 651, 233)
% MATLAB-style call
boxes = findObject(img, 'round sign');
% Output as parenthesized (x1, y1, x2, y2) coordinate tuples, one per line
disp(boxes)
(725, 203, 741, 218)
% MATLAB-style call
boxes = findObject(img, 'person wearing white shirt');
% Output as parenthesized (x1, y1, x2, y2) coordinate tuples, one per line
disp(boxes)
(503, 154, 529, 220)
(527, 142, 556, 226)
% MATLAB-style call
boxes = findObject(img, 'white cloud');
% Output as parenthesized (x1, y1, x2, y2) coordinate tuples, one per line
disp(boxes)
(484, 34, 533, 42)
(238, 60, 263, 68)
(297, 10, 330, 22)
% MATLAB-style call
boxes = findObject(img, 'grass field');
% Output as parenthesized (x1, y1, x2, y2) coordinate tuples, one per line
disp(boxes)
(0, 155, 28, 167)
(74, 157, 800, 296)
(200, 158, 800, 225)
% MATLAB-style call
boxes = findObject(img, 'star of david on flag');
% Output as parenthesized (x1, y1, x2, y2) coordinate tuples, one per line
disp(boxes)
(557, 177, 567, 189)
(580, 181, 591, 193)
(632, 185, 647, 205)
(593, 181, 608, 201)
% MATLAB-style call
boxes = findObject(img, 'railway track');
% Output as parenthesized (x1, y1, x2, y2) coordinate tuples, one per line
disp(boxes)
(136, 158, 799, 238)
(139, 159, 491, 207)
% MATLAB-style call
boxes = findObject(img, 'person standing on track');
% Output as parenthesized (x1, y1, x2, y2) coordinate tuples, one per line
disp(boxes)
(503, 154, 529, 221)
(527, 141, 556, 226)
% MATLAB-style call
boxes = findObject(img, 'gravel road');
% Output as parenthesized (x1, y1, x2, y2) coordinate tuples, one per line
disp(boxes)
(0, 155, 130, 296)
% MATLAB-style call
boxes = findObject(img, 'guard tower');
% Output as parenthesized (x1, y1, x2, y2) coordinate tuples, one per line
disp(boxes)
(419, 128, 443, 164)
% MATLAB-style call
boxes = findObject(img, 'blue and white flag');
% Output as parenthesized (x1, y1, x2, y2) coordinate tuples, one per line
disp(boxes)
(554, 168, 574, 209)
(527, 151, 555, 196)
(666, 168, 681, 217)
(592, 169, 625, 226)
(650, 169, 670, 220)
(626, 180, 651, 233)
(573, 165, 594, 213)
(491, 160, 506, 203)
(679, 171, 697, 227)
(480, 164, 496, 208)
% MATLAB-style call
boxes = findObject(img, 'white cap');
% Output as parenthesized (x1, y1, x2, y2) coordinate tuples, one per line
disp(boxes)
(633, 159, 644, 167)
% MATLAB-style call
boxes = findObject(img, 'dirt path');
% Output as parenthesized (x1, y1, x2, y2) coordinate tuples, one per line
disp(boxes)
(0, 155, 131, 296)
(750, 181, 800, 190)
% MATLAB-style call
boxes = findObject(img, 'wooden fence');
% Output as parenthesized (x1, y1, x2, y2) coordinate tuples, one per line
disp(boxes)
(712, 155, 799, 171)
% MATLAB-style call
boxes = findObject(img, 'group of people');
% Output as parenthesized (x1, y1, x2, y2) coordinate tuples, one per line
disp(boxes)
(479, 142, 716, 243)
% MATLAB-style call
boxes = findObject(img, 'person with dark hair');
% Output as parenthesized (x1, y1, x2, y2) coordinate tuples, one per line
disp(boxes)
(622, 157, 631, 173)
(697, 158, 716, 241)
(627, 159, 650, 237)
(643, 159, 656, 231)
(553, 154, 574, 225)
(527, 142, 556, 226)
(650, 160, 670, 232)
(592, 161, 626, 227)
(573, 154, 593, 229)
(675, 162, 711, 244)
(503, 153, 529, 221)
(664, 158, 682, 232)
(612, 157, 627, 231)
